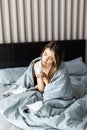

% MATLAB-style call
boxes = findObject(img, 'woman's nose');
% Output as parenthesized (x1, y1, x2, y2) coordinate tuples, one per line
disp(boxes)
(45, 57, 48, 61)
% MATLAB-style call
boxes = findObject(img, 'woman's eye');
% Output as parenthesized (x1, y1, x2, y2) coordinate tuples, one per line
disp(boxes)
(43, 51, 53, 61)
(48, 57, 53, 61)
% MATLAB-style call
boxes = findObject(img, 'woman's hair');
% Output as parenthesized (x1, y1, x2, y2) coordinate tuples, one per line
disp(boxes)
(41, 41, 64, 80)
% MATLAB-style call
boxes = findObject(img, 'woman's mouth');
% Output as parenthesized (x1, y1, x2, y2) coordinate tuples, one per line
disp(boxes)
(42, 61, 46, 65)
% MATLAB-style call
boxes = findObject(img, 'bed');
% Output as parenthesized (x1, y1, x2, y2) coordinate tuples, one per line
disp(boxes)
(0, 39, 87, 130)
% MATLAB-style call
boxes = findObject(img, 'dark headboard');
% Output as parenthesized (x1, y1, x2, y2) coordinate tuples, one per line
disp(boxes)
(0, 39, 86, 68)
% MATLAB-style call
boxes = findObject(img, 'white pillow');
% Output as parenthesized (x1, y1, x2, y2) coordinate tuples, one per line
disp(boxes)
(0, 67, 28, 85)
(65, 57, 87, 75)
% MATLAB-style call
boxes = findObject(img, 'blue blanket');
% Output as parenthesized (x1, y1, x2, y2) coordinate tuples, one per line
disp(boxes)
(1, 58, 86, 130)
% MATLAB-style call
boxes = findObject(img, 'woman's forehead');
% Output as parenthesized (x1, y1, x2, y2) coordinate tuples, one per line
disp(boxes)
(44, 48, 54, 57)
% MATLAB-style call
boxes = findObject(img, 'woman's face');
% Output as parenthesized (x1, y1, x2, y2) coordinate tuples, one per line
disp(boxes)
(41, 48, 55, 66)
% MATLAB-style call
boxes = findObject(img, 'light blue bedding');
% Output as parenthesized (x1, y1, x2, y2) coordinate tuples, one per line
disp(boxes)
(0, 57, 87, 130)
(0, 67, 28, 85)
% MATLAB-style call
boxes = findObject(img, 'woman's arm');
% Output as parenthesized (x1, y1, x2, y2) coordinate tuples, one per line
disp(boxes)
(36, 74, 45, 92)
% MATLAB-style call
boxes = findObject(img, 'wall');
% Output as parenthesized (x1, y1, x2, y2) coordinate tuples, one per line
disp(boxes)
(0, 0, 87, 61)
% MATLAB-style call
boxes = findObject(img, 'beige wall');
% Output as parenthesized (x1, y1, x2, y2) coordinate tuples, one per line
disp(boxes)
(0, 0, 87, 43)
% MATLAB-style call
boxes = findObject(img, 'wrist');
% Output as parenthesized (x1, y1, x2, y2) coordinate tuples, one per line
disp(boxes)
(43, 79, 49, 85)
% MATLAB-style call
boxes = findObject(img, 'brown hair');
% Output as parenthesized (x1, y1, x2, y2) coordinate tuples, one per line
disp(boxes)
(41, 41, 64, 80)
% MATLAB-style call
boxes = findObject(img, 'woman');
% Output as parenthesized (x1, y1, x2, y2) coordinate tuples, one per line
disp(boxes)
(0, 41, 74, 130)
(34, 41, 64, 92)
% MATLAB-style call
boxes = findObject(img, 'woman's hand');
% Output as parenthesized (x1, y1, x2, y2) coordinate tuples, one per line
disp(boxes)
(35, 72, 49, 92)
(36, 72, 49, 85)
(34, 61, 49, 92)
(41, 72, 49, 85)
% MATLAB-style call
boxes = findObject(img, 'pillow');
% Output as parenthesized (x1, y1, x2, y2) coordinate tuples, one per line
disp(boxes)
(66, 57, 82, 62)
(65, 57, 87, 75)
(0, 67, 28, 85)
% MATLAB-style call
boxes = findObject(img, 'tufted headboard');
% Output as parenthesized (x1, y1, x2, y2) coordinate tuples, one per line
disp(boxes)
(0, 39, 86, 68)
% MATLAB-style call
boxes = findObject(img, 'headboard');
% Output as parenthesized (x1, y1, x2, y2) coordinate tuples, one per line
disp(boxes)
(0, 39, 86, 69)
